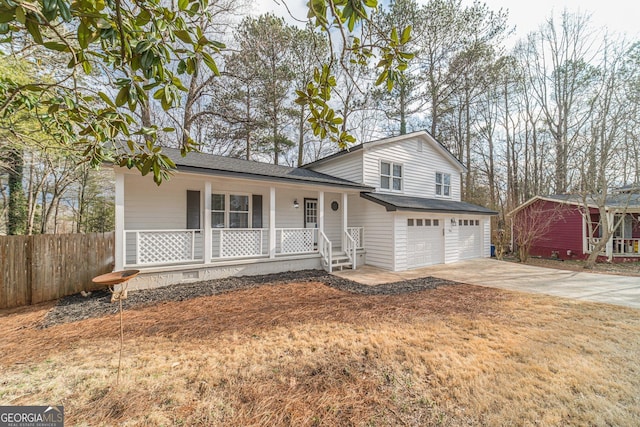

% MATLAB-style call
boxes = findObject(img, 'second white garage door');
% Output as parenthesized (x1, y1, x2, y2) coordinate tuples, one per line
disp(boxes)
(458, 218, 482, 260)
(407, 218, 444, 268)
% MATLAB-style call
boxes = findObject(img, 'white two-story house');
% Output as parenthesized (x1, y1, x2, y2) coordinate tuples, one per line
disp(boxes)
(113, 131, 496, 289)
(304, 131, 496, 271)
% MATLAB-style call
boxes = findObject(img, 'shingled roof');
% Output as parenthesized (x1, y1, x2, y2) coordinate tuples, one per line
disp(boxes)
(161, 147, 372, 190)
(361, 192, 498, 215)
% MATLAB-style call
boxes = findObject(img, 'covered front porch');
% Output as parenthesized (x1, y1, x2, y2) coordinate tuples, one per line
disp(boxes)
(115, 169, 366, 274)
(586, 211, 640, 259)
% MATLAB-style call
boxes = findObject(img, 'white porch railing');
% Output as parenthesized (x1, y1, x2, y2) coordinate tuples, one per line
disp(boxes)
(344, 230, 356, 269)
(587, 237, 640, 255)
(276, 228, 317, 255)
(614, 238, 640, 255)
(347, 227, 364, 249)
(126, 229, 203, 265)
(319, 231, 332, 273)
(213, 228, 267, 258)
(124, 226, 363, 267)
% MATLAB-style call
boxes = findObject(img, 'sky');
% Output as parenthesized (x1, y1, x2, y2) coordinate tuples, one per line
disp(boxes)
(254, 0, 640, 41)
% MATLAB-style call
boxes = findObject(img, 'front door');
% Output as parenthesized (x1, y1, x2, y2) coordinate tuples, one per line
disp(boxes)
(304, 198, 318, 244)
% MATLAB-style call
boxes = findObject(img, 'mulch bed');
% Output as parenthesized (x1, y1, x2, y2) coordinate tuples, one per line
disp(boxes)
(40, 270, 459, 328)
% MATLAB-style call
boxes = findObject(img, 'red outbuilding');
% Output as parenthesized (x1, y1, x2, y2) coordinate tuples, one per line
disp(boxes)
(509, 187, 640, 262)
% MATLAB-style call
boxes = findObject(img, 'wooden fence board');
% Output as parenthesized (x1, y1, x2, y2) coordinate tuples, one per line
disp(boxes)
(0, 232, 115, 309)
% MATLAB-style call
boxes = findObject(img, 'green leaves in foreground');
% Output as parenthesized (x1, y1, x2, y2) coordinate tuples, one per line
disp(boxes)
(0, 0, 224, 184)
(301, 0, 414, 149)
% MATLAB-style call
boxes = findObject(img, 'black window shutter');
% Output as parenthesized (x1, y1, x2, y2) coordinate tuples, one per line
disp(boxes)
(186, 190, 201, 229)
(252, 195, 263, 228)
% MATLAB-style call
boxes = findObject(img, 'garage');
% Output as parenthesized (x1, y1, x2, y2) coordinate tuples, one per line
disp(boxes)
(458, 218, 482, 260)
(406, 217, 444, 268)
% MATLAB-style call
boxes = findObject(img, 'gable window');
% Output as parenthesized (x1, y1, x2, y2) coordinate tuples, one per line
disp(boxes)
(381, 161, 402, 191)
(211, 194, 251, 228)
(435, 172, 451, 197)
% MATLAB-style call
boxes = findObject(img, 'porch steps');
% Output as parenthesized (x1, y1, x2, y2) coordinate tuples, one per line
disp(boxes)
(330, 251, 353, 270)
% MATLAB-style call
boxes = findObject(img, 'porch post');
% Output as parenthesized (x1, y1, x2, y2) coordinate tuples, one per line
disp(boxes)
(114, 172, 124, 271)
(269, 186, 276, 258)
(204, 181, 212, 263)
(318, 191, 325, 237)
(342, 192, 348, 249)
(605, 210, 614, 261)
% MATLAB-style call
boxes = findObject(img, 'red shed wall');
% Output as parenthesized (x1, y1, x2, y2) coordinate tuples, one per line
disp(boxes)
(514, 199, 585, 260)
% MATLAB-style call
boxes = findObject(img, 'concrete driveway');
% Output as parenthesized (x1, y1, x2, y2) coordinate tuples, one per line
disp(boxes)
(335, 259, 640, 309)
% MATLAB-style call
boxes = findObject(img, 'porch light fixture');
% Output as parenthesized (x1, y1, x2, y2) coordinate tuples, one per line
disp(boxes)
(293, 199, 299, 209)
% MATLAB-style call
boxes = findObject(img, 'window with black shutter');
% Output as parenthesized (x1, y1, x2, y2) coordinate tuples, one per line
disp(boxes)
(252, 195, 263, 228)
(186, 190, 201, 229)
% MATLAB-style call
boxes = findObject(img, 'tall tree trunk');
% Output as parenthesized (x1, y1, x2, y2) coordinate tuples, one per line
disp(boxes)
(399, 82, 407, 135)
(7, 147, 26, 235)
(297, 103, 305, 166)
(245, 87, 252, 160)
(464, 87, 472, 200)
(76, 168, 89, 233)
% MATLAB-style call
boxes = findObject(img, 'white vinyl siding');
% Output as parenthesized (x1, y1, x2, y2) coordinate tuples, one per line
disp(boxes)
(444, 216, 459, 263)
(323, 192, 343, 246)
(125, 174, 201, 230)
(483, 217, 491, 257)
(362, 136, 462, 200)
(309, 153, 364, 184)
(349, 195, 394, 270)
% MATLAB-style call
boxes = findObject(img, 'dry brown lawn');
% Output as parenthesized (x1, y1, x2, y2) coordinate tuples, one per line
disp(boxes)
(1, 281, 639, 426)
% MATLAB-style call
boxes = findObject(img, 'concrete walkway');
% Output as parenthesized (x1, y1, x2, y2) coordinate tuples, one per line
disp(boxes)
(334, 259, 640, 309)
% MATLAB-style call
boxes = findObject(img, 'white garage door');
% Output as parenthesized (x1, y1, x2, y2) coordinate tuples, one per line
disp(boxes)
(458, 218, 482, 260)
(407, 218, 444, 268)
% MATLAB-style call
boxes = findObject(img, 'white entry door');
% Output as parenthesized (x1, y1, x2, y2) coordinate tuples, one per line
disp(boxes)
(304, 199, 318, 245)
(407, 218, 444, 268)
(458, 218, 482, 260)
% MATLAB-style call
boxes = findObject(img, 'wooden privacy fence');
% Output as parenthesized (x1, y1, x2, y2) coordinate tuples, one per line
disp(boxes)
(0, 232, 115, 309)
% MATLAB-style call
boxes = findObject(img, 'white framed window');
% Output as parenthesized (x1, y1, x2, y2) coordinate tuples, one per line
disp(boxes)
(211, 193, 251, 228)
(211, 194, 225, 228)
(381, 161, 403, 191)
(435, 172, 451, 197)
(229, 194, 249, 228)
